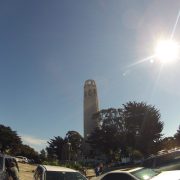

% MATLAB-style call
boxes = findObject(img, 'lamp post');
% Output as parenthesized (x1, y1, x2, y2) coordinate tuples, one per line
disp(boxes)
(67, 142, 71, 162)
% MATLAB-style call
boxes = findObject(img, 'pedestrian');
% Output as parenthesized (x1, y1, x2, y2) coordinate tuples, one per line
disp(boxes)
(95, 162, 104, 177)
(99, 162, 104, 173)
(7, 161, 20, 180)
(95, 164, 100, 176)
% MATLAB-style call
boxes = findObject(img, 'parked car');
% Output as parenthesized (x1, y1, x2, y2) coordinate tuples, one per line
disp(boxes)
(34, 165, 87, 180)
(0, 153, 19, 180)
(28, 159, 35, 164)
(15, 156, 28, 163)
(91, 167, 180, 180)
(143, 150, 180, 171)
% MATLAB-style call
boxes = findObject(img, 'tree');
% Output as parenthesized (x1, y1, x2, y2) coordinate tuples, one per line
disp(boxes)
(39, 149, 47, 163)
(122, 101, 164, 156)
(88, 108, 125, 160)
(161, 137, 176, 150)
(88, 102, 164, 159)
(0, 124, 22, 154)
(174, 125, 180, 146)
(16, 144, 39, 162)
(46, 136, 65, 161)
(132, 150, 143, 162)
(64, 131, 83, 160)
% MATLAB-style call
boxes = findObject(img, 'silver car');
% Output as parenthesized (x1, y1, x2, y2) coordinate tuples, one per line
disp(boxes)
(91, 167, 180, 180)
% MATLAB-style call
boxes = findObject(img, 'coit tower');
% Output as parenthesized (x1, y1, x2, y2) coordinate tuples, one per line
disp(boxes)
(84, 80, 99, 141)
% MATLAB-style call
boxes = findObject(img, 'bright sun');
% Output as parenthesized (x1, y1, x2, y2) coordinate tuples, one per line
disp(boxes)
(155, 39, 179, 63)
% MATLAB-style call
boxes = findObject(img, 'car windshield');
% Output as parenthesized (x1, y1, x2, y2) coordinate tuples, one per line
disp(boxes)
(131, 168, 160, 180)
(45, 171, 87, 180)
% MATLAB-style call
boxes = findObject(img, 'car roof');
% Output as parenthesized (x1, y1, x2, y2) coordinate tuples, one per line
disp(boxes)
(16, 156, 27, 158)
(111, 167, 143, 173)
(39, 165, 78, 172)
(0, 153, 14, 159)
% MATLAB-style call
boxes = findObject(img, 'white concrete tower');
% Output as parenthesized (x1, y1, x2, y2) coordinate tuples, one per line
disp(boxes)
(84, 80, 99, 141)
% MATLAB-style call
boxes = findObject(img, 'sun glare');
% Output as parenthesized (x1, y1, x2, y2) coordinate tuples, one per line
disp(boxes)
(155, 40, 179, 63)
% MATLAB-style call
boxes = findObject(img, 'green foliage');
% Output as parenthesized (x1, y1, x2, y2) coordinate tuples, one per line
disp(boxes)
(122, 101, 164, 156)
(88, 102, 164, 159)
(65, 162, 82, 171)
(14, 144, 39, 163)
(16, 144, 39, 161)
(0, 124, 22, 154)
(0, 124, 39, 162)
(64, 131, 83, 160)
(161, 137, 176, 150)
(39, 149, 47, 163)
(43, 160, 59, 166)
(46, 131, 84, 162)
(174, 125, 180, 146)
(46, 136, 65, 161)
(132, 150, 143, 160)
(88, 108, 125, 160)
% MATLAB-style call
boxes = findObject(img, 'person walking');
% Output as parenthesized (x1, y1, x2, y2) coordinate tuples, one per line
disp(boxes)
(95, 163, 104, 177)
(95, 164, 100, 177)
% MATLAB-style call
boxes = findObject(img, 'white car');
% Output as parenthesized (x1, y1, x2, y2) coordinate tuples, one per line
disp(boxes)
(91, 167, 180, 180)
(34, 165, 87, 180)
(15, 156, 28, 163)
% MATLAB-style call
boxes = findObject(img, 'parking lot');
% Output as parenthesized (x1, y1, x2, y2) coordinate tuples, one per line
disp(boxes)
(18, 163, 36, 180)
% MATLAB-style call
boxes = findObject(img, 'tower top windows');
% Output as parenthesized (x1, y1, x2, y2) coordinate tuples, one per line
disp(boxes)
(84, 79, 96, 87)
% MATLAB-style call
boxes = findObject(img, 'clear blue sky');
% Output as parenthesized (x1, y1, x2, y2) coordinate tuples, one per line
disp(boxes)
(0, 0, 180, 151)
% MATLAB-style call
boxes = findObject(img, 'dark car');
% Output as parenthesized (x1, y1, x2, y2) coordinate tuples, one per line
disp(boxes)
(0, 153, 19, 180)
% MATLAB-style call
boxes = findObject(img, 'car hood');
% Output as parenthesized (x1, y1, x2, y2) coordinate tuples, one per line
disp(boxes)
(91, 176, 101, 180)
(152, 170, 180, 180)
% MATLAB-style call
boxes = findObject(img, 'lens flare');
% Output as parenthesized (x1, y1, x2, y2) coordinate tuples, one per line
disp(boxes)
(155, 40, 179, 63)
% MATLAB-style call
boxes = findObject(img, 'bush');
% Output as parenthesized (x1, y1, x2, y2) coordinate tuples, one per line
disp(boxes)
(43, 160, 59, 166)
(132, 150, 143, 161)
